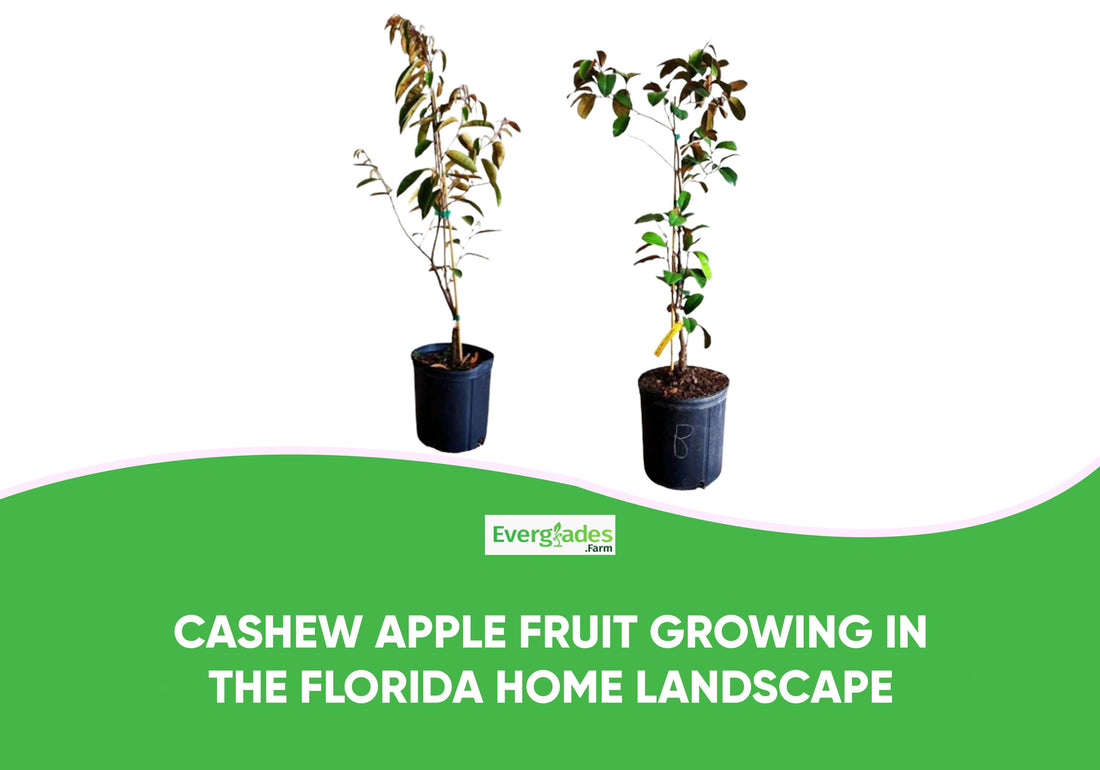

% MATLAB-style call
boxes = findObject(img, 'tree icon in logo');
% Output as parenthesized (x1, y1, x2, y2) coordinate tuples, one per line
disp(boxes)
(552, 522, 563, 547)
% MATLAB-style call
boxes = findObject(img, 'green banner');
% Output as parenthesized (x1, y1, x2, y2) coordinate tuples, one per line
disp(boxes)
(1, 455, 1094, 765)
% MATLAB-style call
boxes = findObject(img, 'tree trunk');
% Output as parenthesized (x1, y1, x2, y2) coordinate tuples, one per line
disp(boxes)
(450, 322, 463, 367)
(676, 326, 689, 373)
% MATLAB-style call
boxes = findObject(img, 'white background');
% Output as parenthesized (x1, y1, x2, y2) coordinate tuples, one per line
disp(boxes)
(2, 1, 1098, 528)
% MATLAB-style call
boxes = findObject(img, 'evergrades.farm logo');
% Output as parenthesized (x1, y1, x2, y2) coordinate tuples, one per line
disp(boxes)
(484, 515, 616, 556)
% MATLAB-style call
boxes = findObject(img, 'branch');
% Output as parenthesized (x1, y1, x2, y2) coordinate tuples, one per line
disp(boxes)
(628, 104, 673, 131)
(624, 134, 673, 169)
(355, 156, 433, 263)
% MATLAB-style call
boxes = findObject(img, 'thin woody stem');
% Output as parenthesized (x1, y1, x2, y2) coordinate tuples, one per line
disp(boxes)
(430, 220, 455, 318)
(446, 216, 462, 362)
(670, 126, 681, 373)
(427, 55, 463, 364)
(629, 105, 673, 131)
(625, 134, 673, 169)
(357, 162, 434, 264)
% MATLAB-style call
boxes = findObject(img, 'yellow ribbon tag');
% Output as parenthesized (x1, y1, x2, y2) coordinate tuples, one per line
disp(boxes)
(654, 321, 684, 357)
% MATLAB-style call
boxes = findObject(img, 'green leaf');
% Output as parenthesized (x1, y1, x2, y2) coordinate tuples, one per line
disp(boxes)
(481, 158, 502, 205)
(451, 267, 462, 278)
(676, 191, 691, 210)
(695, 251, 712, 280)
(597, 71, 616, 96)
(634, 213, 665, 224)
(688, 268, 707, 288)
(416, 176, 435, 218)
(612, 114, 630, 137)
(715, 140, 737, 151)
(356, 178, 377, 188)
(670, 104, 688, 120)
(718, 167, 738, 185)
(461, 119, 494, 128)
(446, 150, 478, 173)
(578, 59, 593, 81)
(396, 168, 429, 196)
(414, 139, 432, 157)
(684, 293, 704, 314)
(394, 63, 414, 99)
(728, 96, 746, 120)
(425, 71, 433, 87)
(454, 197, 484, 216)
(642, 231, 667, 248)
(700, 323, 712, 348)
(647, 90, 667, 106)
(398, 93, 426, 131)
(662, 271, 684, 285)
(668, 212, 687, 227)
(613, 89, 632, 113)
(683, 317, 698, 333)
(461, 215, 475, 226)
(634, 254, 663, 265)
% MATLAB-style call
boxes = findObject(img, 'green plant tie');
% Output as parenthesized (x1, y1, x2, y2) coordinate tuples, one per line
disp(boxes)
(436, 209, 451, 219)
(674, 133, 680, 140)
(453, 314, 460, 321)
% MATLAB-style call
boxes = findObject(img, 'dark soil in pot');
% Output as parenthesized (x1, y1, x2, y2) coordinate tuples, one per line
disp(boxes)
(638, 366, 729, 399)
(411, 347, 486, 370)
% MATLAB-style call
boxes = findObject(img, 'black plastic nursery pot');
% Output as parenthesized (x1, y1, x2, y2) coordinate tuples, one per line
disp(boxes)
(410, 343, 494, 453)
(638, 371, 728, 490)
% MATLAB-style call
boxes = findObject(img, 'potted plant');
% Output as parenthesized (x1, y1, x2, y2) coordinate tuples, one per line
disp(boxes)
(568, 47, 746, 489)
(355, 15, 519, 452)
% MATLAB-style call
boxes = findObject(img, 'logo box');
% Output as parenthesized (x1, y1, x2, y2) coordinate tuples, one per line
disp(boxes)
(484, 515, 616, 556)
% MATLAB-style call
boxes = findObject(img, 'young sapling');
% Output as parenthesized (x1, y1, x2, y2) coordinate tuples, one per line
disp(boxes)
(356, 15, 520, 368)
(569, 46, 745, 390)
